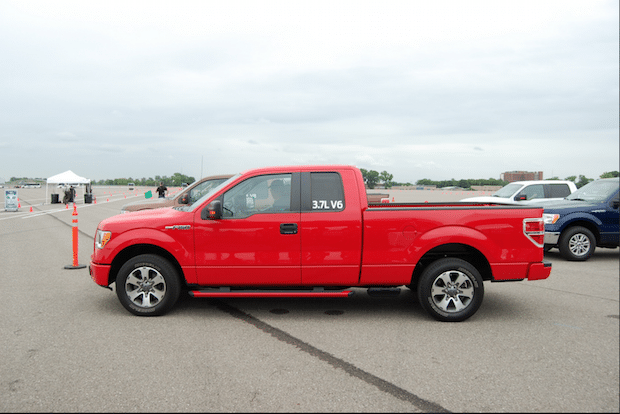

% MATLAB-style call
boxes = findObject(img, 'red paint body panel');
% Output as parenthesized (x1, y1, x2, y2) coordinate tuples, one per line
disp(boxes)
(194, 212, 302, 286)
(360, 206, 545, 284)
(89, 261, 111, 286)
(90, 165, 551, 291)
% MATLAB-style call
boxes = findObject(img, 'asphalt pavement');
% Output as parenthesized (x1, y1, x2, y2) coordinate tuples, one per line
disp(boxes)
(1, 186, 618, 412)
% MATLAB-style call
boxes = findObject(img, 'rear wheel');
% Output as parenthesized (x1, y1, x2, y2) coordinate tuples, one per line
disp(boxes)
(417, 258, 484, 322)
(559, 226, 595, 261)
(116, 254, 181, 316)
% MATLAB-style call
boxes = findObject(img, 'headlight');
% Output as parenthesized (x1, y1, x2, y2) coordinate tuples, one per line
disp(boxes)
(542, 213, 560, 224)
(95, 229, 112, 249)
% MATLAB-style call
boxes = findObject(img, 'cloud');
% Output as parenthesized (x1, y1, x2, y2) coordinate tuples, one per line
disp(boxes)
(0, 0, 617, 182)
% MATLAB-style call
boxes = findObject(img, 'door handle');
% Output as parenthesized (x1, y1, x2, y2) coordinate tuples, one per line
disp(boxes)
(280, 223, 298, 235)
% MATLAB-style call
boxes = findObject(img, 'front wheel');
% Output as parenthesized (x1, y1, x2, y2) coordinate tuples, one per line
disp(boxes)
(417, 258, 484, 322)
(116, 254, 181, 316)
(558, 226, 596, 261)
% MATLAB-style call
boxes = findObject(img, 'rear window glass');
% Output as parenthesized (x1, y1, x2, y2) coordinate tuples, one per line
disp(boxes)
(310, 172, 345, 211)
(546, 184, 571, 198)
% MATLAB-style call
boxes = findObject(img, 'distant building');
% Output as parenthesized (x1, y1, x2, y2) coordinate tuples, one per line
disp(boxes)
(500, 171, 543, 182)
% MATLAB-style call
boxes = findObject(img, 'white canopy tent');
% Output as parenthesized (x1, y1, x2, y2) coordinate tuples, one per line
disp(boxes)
(46, 170, 91, 204)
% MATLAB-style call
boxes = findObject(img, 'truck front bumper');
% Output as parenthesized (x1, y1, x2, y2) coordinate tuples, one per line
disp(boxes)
(544, 231, 561, 245)
(89, 261, 112, 287)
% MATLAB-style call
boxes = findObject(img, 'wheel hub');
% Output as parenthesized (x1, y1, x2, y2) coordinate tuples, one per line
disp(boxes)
(139, 280, 154, 292)
(443, 282, 462, 297)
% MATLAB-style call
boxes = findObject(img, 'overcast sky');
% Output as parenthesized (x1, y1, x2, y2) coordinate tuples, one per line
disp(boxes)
(1, 0, 618, 184)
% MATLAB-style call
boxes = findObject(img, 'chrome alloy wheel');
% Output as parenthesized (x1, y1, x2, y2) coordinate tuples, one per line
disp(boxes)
(568, 233, 591, 258)
(124, 266, 167, 308)
(430, 270, 475, 313)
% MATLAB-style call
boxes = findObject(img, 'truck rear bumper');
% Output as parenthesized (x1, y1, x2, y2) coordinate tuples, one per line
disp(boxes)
(527, 261, 552, 281)
(491, 261, 552, 281)
(89, 261, 112, 287)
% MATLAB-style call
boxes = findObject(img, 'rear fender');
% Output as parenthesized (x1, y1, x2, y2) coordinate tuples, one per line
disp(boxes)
(411, 226, 491, 262)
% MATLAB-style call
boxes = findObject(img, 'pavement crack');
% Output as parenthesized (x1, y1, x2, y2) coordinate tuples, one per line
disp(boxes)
(212, 299, 449, 413)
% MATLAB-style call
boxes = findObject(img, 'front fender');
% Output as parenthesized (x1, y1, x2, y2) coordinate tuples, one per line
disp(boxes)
(552, 212, 602, 235)
(95, 228, 193, 267)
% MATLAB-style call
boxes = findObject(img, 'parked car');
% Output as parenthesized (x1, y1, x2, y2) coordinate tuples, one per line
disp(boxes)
(120, 174, 233, 213)
(461, 180, 577, 205)
(128, 182, 135, 190)
(542, 177, 619, 261)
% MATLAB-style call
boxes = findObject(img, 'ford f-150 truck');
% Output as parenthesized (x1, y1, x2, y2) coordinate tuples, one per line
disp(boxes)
(542, 177, 619, 261)
(90, 165, 551, 322)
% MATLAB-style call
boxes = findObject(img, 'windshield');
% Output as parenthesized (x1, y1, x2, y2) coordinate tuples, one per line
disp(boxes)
(492, 183, 523, 198)
(176, 174, 241, 212)
(566, 179, 619, 202)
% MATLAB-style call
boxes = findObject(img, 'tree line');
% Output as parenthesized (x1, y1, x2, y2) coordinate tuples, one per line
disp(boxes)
(92, 172, 196, 187)
(8, 173, 196, 187)
(360, 170, 619, 190)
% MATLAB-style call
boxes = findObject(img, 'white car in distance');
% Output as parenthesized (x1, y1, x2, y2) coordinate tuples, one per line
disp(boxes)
(461, 180, 577, 205)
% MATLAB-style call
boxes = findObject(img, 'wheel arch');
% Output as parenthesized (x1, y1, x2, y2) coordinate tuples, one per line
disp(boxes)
(108, 244, 185, 287)
(410, 243, 492, 288)
(560, 220, 601, 245)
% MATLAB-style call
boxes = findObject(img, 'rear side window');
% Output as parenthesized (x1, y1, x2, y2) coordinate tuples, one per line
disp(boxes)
(546, 184, 571, 198)
(309, 172, 345, 211)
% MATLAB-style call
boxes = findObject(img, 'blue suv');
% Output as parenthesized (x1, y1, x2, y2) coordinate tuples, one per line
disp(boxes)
(542, 178, 619, 261)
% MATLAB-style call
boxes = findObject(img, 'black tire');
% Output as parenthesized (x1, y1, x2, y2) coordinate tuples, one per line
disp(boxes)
(116, 254, 181, 316)
(558, 226, 596, 261)
(417, 258, 484, 322)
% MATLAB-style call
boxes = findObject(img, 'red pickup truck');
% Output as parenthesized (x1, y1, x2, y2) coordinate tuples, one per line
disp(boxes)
(90, 165, 551, 322)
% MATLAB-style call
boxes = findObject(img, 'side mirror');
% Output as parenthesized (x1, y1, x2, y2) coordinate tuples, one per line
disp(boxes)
(516, 195, 527, 201)
(613, 200, 619, 209)
(179, 193, 189, 204)
(202, 200, 222, 220)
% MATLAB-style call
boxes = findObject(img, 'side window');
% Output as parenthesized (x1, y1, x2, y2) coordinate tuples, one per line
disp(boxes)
(546, 184, 571, 198)
(222, 174, 291, 218)
(517, 184, 544, 200)
(309, 172, 345, 211)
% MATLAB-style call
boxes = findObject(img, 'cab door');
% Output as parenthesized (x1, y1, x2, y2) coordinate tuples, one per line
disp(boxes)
(193, 173, 301, 286)
(599, 192, 620, 245)
(300, 171, 363, 286)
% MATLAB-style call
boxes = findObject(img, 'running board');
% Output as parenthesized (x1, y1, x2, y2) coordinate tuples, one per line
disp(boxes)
(189, 288, 354, 298)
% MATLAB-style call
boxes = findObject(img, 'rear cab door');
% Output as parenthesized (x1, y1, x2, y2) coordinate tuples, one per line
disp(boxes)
(300, 168, 363, 286)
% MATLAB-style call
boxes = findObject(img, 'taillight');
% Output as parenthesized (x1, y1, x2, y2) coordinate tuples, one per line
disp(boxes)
(523, 218, 545, 247)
